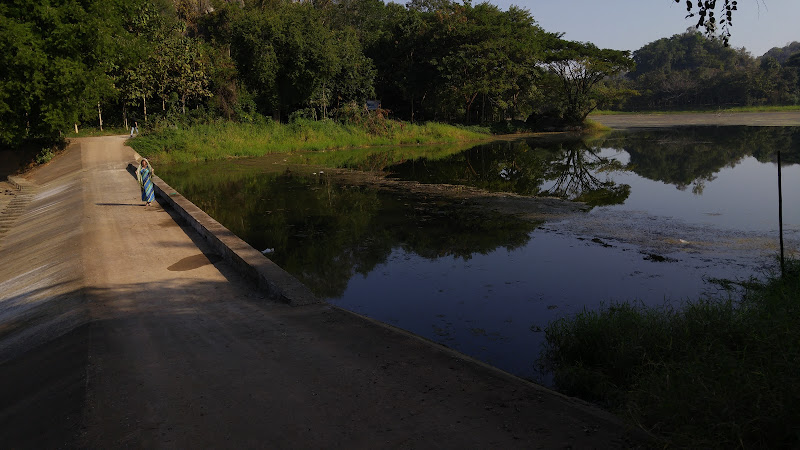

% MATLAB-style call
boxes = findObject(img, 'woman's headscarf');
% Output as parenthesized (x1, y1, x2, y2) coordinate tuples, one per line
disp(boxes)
(136, 158, 154, 187)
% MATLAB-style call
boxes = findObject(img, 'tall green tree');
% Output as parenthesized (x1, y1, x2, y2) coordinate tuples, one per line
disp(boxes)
(536, 41, 634, 126)
(231, 2, 372, 121)
(369, 0, 552, 123)
(625, 30, 766, 110)
(0, 0, 121, 144)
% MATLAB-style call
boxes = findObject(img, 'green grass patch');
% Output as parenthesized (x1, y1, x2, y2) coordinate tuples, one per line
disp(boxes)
(539, 258, 800, 448)
(581, 119, 612, 134)
(65, 126, 129, 138)
(286, 141, 477, 171)
(128, 119, 492, 164)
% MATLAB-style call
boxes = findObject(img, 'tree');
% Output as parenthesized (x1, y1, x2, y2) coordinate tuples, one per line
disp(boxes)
(621, 30, 800, 109)
(368, 0, 552, 123)
(0, 0, 121, 145)
(231, 2, 372, 121)
(435, 3, 551, 123)
(536, 41, 634, 126)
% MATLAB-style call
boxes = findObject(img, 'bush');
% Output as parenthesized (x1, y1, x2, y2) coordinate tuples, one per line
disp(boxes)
(539, 259, 800, 448)
(34, 147, 54, 165)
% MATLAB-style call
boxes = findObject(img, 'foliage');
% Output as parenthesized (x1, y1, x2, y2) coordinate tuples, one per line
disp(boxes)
(0, 0, 123, 145)
(624, 31, 800, 110)
(127, 118, 490, 163)
(368, 0, 554, 124)
(230, 3, 374, 121)
(34, 147, 54, 165)
(760, 41, 800, 64)
(2, 0, 799, 150)
(539, 258, 800, 448)
(531, 41, 634, 128)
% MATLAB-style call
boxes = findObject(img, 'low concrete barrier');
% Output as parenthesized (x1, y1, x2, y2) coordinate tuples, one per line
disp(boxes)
(128, 160, 319, 307)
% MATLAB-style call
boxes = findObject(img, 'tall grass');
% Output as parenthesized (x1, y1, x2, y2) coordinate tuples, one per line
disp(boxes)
(128, 119, 491, 163)
(539, 259, 800, 448)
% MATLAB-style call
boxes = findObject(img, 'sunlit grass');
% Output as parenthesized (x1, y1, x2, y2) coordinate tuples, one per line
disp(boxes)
(581, 119, 612, 134)
(128, 119, 493, 163)
(285, 142, 476, 171)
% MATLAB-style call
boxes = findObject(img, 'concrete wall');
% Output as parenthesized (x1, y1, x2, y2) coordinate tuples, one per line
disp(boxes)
(129, 159, 318, 307)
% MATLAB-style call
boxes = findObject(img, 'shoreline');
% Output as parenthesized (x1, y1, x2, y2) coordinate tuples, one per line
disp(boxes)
(0, 136, 644, 447)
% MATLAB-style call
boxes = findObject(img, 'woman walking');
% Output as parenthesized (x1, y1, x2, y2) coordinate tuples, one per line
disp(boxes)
(136, 158, 155, 206)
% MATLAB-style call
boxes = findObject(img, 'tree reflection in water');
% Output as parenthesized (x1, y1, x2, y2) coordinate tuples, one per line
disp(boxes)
(541, 141, 631, 206)
(157, 126, 800, 298)
(383, 138, 631, 206)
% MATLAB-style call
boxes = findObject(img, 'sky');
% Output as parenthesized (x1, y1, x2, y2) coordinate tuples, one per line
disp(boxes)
(484, 0, 800, 57)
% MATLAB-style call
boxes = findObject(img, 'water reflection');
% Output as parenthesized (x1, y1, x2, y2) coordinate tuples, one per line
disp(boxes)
(158, 165, 538, 298)
(608, 126, 800, 194)
(380, 139, 632, 207)
(542, 144, 630, 206)
(158, 126, 799, 383)
(378, 127, 800, 207)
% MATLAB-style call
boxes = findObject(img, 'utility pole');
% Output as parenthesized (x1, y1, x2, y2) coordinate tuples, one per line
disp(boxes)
(778, 150, 785, 278)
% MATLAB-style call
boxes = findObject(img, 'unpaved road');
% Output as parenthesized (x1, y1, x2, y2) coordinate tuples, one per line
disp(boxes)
(0, 137, 642, 448)
(590, 110, 800, 128)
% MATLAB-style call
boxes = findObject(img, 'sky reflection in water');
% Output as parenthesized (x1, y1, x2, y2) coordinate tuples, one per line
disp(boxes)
(159, 126, 799, 383)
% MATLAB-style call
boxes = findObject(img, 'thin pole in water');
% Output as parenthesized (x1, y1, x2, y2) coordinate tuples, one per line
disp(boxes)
(778, 150, 785, 278)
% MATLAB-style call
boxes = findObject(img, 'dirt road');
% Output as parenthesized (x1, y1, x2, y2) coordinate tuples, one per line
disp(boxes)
(590, 110, 800, 128)
(0, 137, 643, 447)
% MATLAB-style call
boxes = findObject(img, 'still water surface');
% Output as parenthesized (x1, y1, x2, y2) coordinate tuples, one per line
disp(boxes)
(159, 126, 799, 382)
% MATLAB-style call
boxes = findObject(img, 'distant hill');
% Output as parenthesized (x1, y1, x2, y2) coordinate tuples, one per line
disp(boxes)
(760, 41, 800, 62)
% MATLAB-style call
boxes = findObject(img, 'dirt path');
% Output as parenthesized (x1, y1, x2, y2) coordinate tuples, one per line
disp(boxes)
(0, 137, 643, 447)
(590, 110, 800, 128)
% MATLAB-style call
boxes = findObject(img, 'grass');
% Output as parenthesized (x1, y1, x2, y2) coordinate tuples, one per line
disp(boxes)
(285, 141, 477, 171)
(538, 258, 800, 448)
(581, 119, 612, 134)
(65, 126, 129, 138)
(127, 119, 493, 163)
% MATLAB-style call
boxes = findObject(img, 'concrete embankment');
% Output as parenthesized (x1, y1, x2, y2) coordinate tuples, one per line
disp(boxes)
(0, 136, 645, 448)
(127, 157, 317, 306)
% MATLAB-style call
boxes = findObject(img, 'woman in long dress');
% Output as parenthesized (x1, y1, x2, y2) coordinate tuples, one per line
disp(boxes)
(136, 158, 155, 206)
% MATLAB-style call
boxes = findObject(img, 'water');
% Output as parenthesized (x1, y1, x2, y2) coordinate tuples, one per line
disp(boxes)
(159, 126, 800, 383)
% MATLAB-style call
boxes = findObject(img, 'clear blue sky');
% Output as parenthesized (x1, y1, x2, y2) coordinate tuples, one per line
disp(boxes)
(484, 0, 800, 57)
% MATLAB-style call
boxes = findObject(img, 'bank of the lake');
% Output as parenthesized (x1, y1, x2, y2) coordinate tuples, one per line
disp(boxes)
(0, 136, 643, 448)
(133, 113, 800, 448)
(128, 119, 495, 163)
(541, 259, 800, 449)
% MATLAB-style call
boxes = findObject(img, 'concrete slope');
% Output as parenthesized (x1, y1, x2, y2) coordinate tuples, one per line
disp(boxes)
(0, 136, 645, 448)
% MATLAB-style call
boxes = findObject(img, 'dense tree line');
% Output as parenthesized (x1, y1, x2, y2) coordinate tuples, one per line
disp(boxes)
(0, 0, 635, 147)
(604, 31, 800, 111)
(1, 0, 798, 149)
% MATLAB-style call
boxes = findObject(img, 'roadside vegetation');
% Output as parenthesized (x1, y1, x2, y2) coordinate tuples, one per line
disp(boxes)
(539, 258, 800, 448)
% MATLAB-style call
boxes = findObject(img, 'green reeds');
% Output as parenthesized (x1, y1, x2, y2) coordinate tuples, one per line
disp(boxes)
(128, 119, 491, 163)
(539, 258, 800, 448)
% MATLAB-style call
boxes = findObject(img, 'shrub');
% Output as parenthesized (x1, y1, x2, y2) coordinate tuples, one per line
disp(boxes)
(539, 259, 800, 448)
